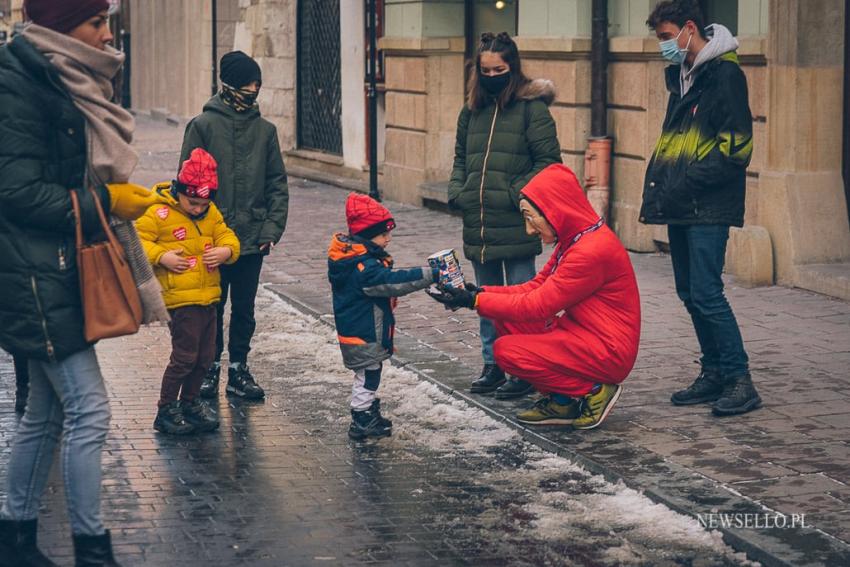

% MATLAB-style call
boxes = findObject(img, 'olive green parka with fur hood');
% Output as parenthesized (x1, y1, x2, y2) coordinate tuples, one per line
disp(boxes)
(448, 78, 562, 264)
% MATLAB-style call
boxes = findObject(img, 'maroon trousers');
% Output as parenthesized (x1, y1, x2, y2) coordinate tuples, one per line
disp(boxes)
(159, 304, 217, 407)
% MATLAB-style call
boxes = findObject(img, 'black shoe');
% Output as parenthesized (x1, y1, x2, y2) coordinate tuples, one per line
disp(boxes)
(369, 398, 392, 429)
(348, 408, 392, 441)
(226, 363, 265, 400)
(73, 530, 121, 567)
(494, 377, 535, 400)
(199, 364, 220, 399)
(670, 368, 724, 406)
(712, 373, 762, 416)
(181, 399, 220, 432)
(470, 364, 506, 394)
(0, 519, 58, 567)
(153, 401, 195, 435)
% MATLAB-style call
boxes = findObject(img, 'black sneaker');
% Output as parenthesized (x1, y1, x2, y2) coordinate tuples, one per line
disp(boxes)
(181, 399, 220, 432)
(712, 373, 762, 416)
(670, 368, 724, 405)
(226, 363, 265, 400)
(348, 408, 392, 441)
(199, 363, 221, 399)
(495, 377, 535, 400)
(369, 398, 392, 429)
(470, 364, 506, 394)
(154, 401, 195, 435)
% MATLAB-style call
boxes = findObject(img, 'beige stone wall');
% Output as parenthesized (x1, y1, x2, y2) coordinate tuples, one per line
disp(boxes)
(129, 0, 239, 118)
(380, 37, 466, 204)
(233, 0, 296, 152)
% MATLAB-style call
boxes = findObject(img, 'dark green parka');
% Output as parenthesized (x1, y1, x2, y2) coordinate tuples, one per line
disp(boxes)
(0, 38, 113, 362)
(180, 95, 289, 256)
(448, 79, 561, 264)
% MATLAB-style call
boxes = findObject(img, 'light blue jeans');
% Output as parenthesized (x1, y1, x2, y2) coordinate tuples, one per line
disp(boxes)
(472, 256, 537, 364)
(1, 347, 110, 536)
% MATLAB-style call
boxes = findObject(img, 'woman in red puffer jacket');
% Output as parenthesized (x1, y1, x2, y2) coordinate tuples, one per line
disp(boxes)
(429, 164, 641, 430)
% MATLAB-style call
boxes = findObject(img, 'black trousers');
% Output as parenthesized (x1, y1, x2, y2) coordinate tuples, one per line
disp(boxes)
(13, 354, 28, 394)
(216, 253, 264, 363)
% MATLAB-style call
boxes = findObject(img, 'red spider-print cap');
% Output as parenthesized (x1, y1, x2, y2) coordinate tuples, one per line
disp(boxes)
(177, 148, 218, 199)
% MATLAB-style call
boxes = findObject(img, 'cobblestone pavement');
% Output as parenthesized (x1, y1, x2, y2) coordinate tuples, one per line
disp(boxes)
(1, 292, 751, 566)
(1, 115, 848, 565)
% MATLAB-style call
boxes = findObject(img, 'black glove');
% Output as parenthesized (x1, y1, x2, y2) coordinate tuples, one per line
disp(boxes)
(426, 285, 477, 311)
(464, 282, 482, 293)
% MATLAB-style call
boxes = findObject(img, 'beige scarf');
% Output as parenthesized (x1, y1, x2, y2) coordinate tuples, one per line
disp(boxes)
(23, 24, 169, 325)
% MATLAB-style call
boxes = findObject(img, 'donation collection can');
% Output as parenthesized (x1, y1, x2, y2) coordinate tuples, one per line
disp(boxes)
(427, 249, 465, 289)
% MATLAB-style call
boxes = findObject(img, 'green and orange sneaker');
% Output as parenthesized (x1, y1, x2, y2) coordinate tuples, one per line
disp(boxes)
(573, 384, 622, 430)
(516, 396, 581, 426)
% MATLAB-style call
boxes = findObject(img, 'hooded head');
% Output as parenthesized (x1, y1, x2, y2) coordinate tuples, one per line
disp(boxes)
(519, 164, 601, 244)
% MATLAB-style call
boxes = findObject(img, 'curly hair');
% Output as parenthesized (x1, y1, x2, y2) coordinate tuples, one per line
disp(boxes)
(466, 31, 531, 112)
(646, 0, 707, 39)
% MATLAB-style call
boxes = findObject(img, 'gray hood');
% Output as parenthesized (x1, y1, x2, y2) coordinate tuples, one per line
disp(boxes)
(680, 24, 738, 96)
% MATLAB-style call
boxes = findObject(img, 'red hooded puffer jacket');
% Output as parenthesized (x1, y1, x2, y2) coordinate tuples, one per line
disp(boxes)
(476, 164, 641, 383)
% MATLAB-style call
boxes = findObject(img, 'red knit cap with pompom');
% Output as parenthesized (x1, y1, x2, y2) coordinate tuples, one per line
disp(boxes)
(345, 192, 395, 239)
(177, 148, 218, 199)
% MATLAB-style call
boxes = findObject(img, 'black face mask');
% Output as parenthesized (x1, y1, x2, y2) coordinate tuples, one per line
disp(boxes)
(479, 72, 510, 95)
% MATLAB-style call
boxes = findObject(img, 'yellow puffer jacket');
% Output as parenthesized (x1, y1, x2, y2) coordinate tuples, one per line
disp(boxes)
(136, 183, 241, 310)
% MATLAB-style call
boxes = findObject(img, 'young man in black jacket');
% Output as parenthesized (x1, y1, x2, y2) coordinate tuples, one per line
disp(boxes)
(641, 0, 761, 416)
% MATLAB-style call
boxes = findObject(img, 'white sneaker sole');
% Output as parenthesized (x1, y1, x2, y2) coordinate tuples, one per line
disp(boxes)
(574, 385, 622, 430)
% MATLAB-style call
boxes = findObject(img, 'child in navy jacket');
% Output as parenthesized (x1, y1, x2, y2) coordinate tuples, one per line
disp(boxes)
(328, 193, 437, 440)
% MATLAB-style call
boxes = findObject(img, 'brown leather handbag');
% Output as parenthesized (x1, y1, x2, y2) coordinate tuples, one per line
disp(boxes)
(70, 188, 143, 342)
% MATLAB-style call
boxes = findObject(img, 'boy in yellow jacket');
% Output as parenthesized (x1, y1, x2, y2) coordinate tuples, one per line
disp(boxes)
(137, 148, 240, 434)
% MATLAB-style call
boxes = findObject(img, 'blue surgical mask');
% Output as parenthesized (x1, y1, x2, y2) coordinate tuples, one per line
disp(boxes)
(659, 27, 692, 65)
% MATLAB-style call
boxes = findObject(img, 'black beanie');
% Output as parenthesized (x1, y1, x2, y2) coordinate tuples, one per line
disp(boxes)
(219, 51, 262, 89)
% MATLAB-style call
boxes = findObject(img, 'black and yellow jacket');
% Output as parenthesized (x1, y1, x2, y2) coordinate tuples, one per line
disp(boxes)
(640, 27, 753, 227)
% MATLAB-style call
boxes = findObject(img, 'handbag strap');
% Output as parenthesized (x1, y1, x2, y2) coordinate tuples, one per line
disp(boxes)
(69, 188, 127, 264)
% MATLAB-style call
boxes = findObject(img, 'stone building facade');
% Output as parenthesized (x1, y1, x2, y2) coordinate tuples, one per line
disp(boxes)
(123, 0, 849, 299)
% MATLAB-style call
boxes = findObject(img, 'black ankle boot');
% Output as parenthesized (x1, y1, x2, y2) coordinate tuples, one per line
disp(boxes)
(494, 377, 535, 400)
(712, 373, 762, 416)
(199, 363, 220, 399)
(0, 519, 58, 567)
(670, 368, 724, 405)
(470, 364, 506, 394)
(73, 530, 121, 567)
(369, 398, 392, 428)
(348, 408, 391, 441)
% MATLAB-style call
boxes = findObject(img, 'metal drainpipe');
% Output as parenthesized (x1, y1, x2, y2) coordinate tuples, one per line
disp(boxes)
(585, 0, 613, 222)
(211, 0, 218, 97)
(368, 0, 381, 201)
(843, 0, 849, 223)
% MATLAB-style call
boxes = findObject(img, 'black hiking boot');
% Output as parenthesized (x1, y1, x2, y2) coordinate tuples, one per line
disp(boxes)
(0, 519, 58, 567)
(495, 377, 535, 400)
(199, 363, 220, 399)
(348, 408, 391, 441)
(181, 399, 220, 432)
(712, 373, 763, 416)
(670, 368, 724, 406)
(73, 530, 121, 567)
(470, 364, 506, 394)
(369, 398, 392, 429)
(153, 401, 195, 435)
(226, 363, 265, 400)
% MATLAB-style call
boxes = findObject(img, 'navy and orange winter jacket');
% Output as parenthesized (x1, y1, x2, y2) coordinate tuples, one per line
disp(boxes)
(328, 234, 435, 369)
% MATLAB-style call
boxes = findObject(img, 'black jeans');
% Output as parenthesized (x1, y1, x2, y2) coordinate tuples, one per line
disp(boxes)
(216, 253, 264, 363)
(668, 225, 749, 377)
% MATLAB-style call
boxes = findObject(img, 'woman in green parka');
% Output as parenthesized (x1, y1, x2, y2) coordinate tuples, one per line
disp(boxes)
(448, 32, 562, 399)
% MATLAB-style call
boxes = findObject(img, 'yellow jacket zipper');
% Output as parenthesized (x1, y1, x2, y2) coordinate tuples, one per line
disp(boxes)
(31, 276, 56, 360)
(478, 106, 499, 264)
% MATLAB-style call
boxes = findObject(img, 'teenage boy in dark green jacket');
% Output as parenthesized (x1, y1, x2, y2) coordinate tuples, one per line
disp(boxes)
(180, 51, 289, 401)
(642, 0, 761, 416)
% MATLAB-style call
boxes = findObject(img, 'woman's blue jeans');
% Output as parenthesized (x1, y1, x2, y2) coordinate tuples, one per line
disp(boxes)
(473, 256, 537, 365)
(1, 347, 110, 536)
(667, 225, 749, 377)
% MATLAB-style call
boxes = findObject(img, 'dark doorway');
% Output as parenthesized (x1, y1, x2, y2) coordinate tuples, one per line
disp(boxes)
(297, 0, 343, 155)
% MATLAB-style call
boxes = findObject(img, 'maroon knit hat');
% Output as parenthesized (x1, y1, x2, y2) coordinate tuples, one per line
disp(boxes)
(24, 0, 110, 34)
